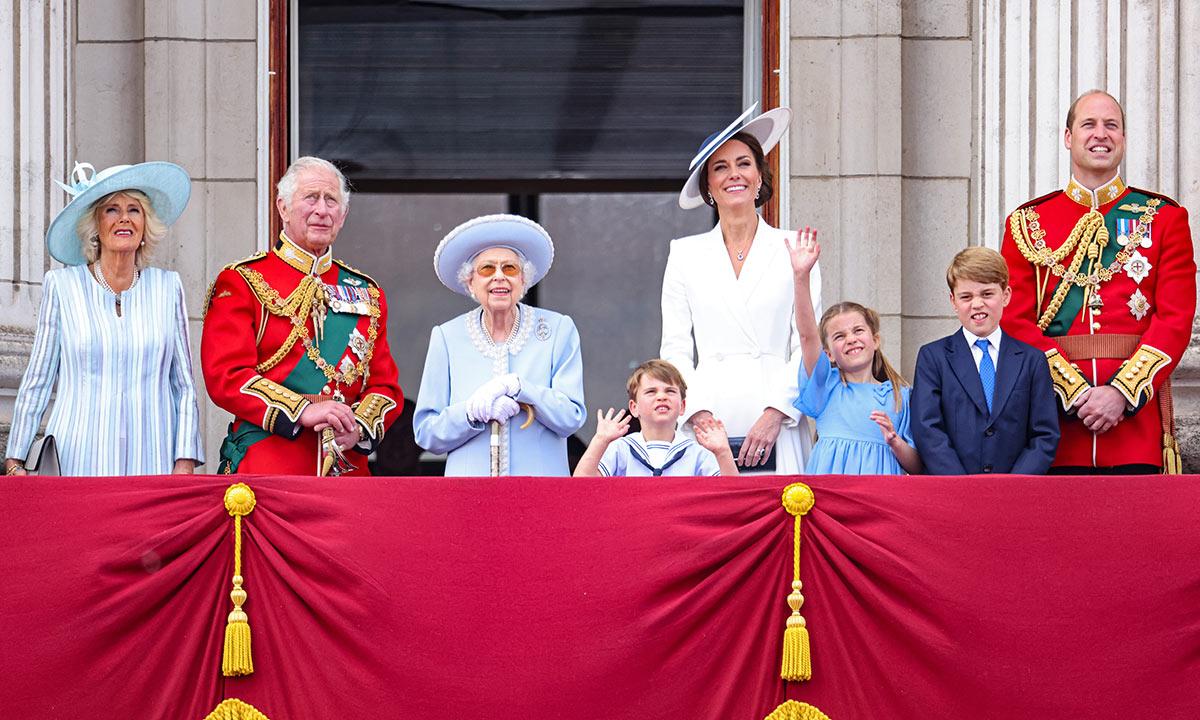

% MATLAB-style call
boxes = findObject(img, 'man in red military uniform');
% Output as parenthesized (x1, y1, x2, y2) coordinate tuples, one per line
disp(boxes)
(1001, 91, 1196, 473)
(201, 156, 402, 475)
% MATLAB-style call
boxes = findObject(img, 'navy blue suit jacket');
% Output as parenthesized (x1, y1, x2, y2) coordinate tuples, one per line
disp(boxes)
(911, 330, 1059, 474)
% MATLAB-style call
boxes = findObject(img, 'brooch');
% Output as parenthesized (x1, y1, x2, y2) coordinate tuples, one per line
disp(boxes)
(535, 317, 551, 341)
(1123, 251, 1152, 285)
(1127, 289, 1151, 321)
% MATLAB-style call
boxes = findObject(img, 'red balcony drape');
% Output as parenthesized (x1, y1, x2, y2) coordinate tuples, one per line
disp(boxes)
(1, 474, 1197, 719)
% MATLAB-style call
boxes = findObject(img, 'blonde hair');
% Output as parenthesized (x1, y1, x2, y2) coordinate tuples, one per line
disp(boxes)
(817, 302, 907, 412)
(76, 190, 166, 269)
(626, 359, 688, 402)
(946, 246, 1009, 291)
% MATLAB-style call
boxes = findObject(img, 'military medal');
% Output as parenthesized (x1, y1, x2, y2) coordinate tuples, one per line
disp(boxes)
(1127, 289, 1151, 320)
(1124, 250, 1152, 284)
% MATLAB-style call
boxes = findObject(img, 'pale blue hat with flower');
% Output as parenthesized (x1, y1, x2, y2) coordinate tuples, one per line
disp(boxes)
(47, 161, 192, 266)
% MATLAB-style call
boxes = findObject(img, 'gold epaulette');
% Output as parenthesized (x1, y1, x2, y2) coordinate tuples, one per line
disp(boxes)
(1046, 348, 1090, 411)
(1128, 186, 1181, 208)
(1110, 344, 1171, 408)
(1016, 189, 1062, 211)
(353, 392, 398, 441)
(202, 251, 269, 318)
(334, 258, 379, 287)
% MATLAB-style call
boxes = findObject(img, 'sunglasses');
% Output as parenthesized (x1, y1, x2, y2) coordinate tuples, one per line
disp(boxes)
(475, 262, 521, 278)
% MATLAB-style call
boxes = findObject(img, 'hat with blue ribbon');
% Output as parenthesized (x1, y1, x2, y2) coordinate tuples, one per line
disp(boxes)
(46, 161, 192, 265)
(678, 103, 792, 210)
(434, 214, 555, 297)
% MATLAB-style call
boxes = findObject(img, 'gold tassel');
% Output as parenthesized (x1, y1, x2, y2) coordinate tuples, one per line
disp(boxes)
(780, 483, 815, 682)
(204, 697, 271, 720)
(1163, 433, 1182, 475)
(223, 483, 257, 677)
(763, 699, 831, 720)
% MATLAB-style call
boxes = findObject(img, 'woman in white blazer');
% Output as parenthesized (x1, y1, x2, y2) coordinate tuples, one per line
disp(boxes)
(660, 105, 821, 474)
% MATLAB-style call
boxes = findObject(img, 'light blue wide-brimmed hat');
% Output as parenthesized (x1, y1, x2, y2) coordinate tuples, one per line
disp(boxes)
(678, 103, 792, 210)
(46, 161, 192, 266)
(434, 214, 555, 297)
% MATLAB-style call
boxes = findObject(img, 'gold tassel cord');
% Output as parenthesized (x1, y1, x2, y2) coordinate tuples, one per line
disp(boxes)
(223, 483, 257, 677)
(780, 482, 815, 682)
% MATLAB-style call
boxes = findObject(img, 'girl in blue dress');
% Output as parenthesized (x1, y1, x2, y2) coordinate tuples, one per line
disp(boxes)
(787, 230, 921, 475)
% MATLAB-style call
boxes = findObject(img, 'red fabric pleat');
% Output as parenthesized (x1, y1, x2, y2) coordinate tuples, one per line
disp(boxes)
(1, 474, 1197, 719)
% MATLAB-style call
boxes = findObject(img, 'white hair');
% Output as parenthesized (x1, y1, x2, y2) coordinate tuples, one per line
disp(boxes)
(457, 248, 535, 301)
(276, 156, 350, 212)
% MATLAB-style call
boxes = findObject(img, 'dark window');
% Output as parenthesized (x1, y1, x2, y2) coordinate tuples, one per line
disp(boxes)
(298, 0, 743, 187)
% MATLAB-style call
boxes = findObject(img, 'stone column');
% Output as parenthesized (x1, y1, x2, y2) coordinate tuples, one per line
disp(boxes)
(787, 0, 905, 360)
(0, 0, 70, 449)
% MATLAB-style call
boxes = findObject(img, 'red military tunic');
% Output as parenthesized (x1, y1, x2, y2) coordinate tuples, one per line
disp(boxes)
(201, 234, 402, 474)
(1000, 175, 1196, 469)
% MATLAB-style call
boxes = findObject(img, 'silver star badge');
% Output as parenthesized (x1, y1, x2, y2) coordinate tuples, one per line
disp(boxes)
(1127, 289, 1150, 320)
(1124, 251, 1152, 284)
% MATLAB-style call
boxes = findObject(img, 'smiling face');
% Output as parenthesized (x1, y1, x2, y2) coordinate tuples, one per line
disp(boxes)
(704, 139, 762, 212)
(468, 247, 526, 314)
(821, 310, 880, 377)
(277, 167, 347, 255)
(628, 374, 685, 432)
(1064, 92, 1126, 186)
(950, 279, 1011, 337)
(95, 192, 146, 257)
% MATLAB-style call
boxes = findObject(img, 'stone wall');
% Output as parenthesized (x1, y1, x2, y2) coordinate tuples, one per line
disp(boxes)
(1, 0, 262, 459)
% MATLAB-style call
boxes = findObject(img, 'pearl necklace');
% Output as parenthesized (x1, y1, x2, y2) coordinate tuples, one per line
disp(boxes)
(92, 262, 140, 317)
(481, 306, 521, 347)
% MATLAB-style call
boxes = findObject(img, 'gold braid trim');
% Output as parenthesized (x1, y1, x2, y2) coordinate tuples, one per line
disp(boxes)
(236, 267, 381, 387)
(240, 376, 308, 423)
(1110, 343, 1171, 408)
(1012, 201, 1161, 330)
(204, 698, 270, 720)
(763, 700, 831, 720)
(354, 392, 398, 440)
(1045, 349, 1090, 412)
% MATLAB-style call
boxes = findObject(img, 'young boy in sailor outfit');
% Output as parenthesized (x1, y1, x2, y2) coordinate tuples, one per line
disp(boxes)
(575, 360, 738, 477)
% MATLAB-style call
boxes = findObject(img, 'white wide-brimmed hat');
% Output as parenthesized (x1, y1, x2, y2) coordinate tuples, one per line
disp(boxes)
(46, 161, 192, 266)
(678, 103, 792, 210)
(434, 214, 555, 297)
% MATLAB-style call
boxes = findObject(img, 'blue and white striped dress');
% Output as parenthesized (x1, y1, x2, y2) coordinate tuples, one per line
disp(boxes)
(5, 265, 205, 475)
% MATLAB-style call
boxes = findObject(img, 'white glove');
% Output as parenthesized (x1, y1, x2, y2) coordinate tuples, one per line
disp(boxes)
(489, 395, 521, 424)
(467, 376, 521, 423)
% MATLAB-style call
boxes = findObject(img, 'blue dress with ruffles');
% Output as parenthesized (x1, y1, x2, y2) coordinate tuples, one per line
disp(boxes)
(793, 353, 912, 475)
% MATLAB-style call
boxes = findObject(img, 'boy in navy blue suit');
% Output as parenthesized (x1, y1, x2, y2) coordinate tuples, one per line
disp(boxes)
(912, 248, 1059, 474)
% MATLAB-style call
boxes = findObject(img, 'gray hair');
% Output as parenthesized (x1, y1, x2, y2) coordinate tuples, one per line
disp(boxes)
(76, 189, 167, 269)
(276, 156, 351, 212)
(457, 248, 535, 301)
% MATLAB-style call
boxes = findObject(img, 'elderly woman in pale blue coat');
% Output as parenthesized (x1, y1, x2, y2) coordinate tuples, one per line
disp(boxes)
(414, 214, 586, 476)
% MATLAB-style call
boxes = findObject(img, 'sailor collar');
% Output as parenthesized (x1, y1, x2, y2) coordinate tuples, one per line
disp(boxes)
(1065, 175, 1126, 210)
(274, 232, 333, 276)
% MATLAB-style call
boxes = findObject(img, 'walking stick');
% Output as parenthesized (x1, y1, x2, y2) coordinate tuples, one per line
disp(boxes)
(489, 405, 534, 477)
(489, 420, 501, 476)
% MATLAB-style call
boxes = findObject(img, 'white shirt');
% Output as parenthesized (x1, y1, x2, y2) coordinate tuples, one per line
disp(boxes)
(961, 326, 1003, 372)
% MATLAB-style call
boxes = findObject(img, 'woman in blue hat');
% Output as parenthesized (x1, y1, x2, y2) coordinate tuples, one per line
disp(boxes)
(3, 162, 205, 476)
(660, 105, 823, 474)
(413, 214, 586, 476)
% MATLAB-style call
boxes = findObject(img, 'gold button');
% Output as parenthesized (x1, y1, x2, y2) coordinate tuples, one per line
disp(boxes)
(1125, 372, 1134, 380)
(1091, 322, 1101, 330)
(1068, 377, 1077, 385)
